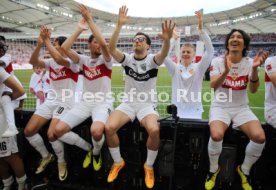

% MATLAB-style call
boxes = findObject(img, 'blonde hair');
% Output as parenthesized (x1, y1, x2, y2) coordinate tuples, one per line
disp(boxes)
(181, 43, 195, 52)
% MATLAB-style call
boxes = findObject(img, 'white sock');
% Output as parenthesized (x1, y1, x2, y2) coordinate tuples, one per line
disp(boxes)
(241, 141, 265, 175)
(145, 149, 158, 167)
(16, 175, 26, 190)
(92, 135, 105, 156)
(26, 134, 49, 158)
(50, 140, 65, 163)
(208, 138, 223, 173)
(2, 176, 14, 190)
(1, 95, 16, 127)
(109, 147, 122, 165)
(59, 131, 92, 151)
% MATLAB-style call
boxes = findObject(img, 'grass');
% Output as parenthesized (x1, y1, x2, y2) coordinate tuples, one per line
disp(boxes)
(14, 66, 265, 121)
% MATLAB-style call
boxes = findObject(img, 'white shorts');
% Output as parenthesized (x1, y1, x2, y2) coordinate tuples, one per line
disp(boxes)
(61, 101, 113, 129)
(0, 106, 8, 136)
(265, 109, 276, 129)
(34, 100, 71, 120)
(0, 100, 20, 136)
(3, 85, 12, 93)
(116, 102, 159, 122)
(0, 136, 18, 158)
(209, 106, 259, 129)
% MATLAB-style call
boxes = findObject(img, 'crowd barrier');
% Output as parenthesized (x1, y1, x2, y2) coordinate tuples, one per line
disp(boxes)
(2, 110, 275, 190)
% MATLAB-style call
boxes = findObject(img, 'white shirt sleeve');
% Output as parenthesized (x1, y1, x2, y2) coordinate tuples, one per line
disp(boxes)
(121, 53, 132, 67)
(164, 57, 176, 75)
(29, 73, 36, 88)
(265, 57, 276, 76)
(169, 38, 177, 55)
(149, 54, 159, 68)
(0, 54, 11, 67)
(29, 73, 42, 92)
(42, 58, 53, 71)
(197, 30, 214, 77)
(67, 58, 79, 73)
(104, 56, 114, 70)
(78, 54, 88, 70)
(0, 67, 10, 82)
(210, 57, 223, 77)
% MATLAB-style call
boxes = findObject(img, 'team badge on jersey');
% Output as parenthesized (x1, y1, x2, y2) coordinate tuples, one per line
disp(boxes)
(266, 64, 272, 71)
(140, 63, 147, 71)
(54, 68, 62, 73)
(188, 69, 194, 75)
(231, 71, 239, 80)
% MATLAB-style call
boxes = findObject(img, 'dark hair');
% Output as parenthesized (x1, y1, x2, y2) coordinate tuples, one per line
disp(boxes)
(225, 29, 250, 57)
(135, 32, 151, 45)
(0, 41, 8, 53)
(0, 35, 6, 42)
(88, 34, 94, 43)
(55, 36, 67, 46)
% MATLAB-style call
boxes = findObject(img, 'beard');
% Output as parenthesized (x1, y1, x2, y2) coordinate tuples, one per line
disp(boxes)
(134, 47, 145, 54)
(92, 50, 102, 57)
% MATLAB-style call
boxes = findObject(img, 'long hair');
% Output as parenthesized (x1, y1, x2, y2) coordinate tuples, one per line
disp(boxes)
(225, 29, 250, 57)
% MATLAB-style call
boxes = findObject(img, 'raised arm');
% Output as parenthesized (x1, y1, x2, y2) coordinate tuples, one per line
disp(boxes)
(154, 20, 175, 65)
(169, 29, 180, 54)
(210, 53, 231, 91)
(80, 4, 111, 62)
(61, 18, 87, 63)
(40, 26, 71, 68)
(249, 50, 269, 93)
(29, 32, 45, 68)
(196, 9, 214, 75)
(109, 6, 129, 63)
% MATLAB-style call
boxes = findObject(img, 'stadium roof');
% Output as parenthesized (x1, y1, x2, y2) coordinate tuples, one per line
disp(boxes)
(0, 0, 275, 37)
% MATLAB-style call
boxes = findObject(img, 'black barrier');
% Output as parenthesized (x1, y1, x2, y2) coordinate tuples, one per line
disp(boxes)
(1, 110, 275, 190)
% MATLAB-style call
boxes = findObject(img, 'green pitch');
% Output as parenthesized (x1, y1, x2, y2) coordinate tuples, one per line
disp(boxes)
(14, 67, 265, 121)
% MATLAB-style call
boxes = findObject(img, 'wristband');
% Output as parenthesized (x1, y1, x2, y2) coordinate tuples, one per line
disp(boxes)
(250, 78, 259, 83)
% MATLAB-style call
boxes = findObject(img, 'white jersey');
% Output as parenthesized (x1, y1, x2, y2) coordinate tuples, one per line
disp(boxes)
(0, 53, 13, 75)
(122, 53, 159, 103)
(29, 72, 43, 93)
(42, 71, 50, 94)
(79, 54, 113, 102)
(75, 72, 83, 103)
(30, 72, 43, 109)
(264, 56, 276, 113)
(44, 58, 79, 106)
(210, 56, 253, 108)
(0, 67, 10, 96)
(164, 30, 213, 119)
(0, 67, 10, 135)
(1, 53, 14, 92)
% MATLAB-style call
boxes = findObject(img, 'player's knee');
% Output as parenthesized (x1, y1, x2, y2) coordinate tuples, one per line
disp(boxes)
(47, 131, 56, 142)
(252, 133, 266, 144)
(24, 126, 34, 137)
(105, 123, 116, 136)
(210, 131, 224, 142)
(54, 124, 68, 138)
(91, 128, 104, 141)
(148, 125, 160, 138)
